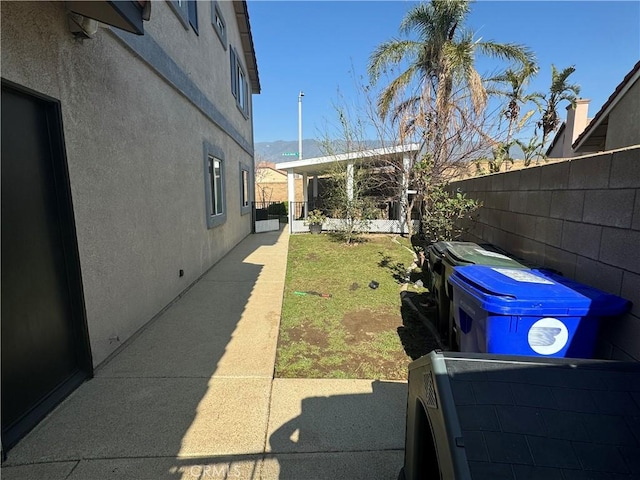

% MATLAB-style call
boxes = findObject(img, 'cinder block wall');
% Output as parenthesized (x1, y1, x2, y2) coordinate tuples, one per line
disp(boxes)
(451, 147, 640, 361)
(255, 179, 304, 203)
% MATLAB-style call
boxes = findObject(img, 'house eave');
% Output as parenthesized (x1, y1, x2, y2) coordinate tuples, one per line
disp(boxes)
(573, 61, 640, 152)
(233, 1, 260, 94)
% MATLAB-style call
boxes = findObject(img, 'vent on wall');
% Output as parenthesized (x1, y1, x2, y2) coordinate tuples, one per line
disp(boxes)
(65, 1, 150, 36)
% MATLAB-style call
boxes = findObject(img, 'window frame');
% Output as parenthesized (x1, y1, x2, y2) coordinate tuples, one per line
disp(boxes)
(187, 0, 198, 35)
(230, 47, 250, 118)
(240, 163, 251, 215)
(230, 48, 238, 99)
(167, 0, 189, 29)
(211, 1, 227, 48)
(203, 142, 227, 229)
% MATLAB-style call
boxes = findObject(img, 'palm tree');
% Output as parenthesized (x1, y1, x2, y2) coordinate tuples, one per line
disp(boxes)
(368, 0, 534, 171)
(514, 136, 544, 167)
(489, 61, 540, 146)
(536, 64, 581, 148)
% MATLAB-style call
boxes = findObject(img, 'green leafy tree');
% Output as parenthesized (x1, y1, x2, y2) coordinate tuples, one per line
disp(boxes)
(422, 183, 481, 242)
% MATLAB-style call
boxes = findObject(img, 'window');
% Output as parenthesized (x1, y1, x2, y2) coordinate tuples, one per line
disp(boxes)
(211, 1, 226, 47)
(238, 69, 246, 111)
(240, 166, 251, 215)
(230, 48, 249, 117)
(230, 48, 238, 98)
(187, 0, 198, 34)
(167, 0, 189, 29)
(203, 142, 226, 228)
(210, 157, 223, 215)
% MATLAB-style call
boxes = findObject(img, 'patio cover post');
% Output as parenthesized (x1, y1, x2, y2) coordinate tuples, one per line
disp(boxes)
(312, 175, 318, 200)
(302, 172, 308, 218)
(287, 168, 295, 233)
(346, 161, 354, 200)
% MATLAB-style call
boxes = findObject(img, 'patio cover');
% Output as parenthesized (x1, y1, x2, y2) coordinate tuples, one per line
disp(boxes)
(275, 143, 420, 204)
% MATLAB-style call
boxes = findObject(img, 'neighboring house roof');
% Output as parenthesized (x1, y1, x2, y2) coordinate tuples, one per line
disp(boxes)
(275, 143, 421, 176)
(234, 1, 260, 93)
(572, 60, 640, 151)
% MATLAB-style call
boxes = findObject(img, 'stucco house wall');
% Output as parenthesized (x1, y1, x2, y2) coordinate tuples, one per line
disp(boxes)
(606, 78, 640, 150)
(452, 147, 640, 361)
(1, 1, 258, 366)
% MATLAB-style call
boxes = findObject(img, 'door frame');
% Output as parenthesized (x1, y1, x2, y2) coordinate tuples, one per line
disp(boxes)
(1, 79, 94, 449)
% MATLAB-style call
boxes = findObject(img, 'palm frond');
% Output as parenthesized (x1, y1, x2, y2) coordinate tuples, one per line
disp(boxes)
(377, 65, 418, 118)
(477, 41, 535, 67)
(368, 39, 420, 83)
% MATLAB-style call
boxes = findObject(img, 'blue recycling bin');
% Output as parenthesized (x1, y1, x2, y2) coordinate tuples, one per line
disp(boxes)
(448, 266, 631, 358)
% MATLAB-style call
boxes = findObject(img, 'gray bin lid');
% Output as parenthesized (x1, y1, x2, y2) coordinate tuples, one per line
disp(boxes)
(434, 241, 527, 268)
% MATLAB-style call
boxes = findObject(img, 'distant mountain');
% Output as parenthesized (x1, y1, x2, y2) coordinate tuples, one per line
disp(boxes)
(255, 139, 384, 164)
(254, 140, 323, 164)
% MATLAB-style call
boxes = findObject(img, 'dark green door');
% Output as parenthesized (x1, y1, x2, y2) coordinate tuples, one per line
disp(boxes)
(1, 81, 92, 450)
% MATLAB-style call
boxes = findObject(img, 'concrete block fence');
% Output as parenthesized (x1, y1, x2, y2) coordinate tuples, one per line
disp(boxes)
(451, 146, 640, 361)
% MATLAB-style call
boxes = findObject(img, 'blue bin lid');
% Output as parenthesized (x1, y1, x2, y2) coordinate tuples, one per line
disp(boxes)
(449, 266, 631, 317)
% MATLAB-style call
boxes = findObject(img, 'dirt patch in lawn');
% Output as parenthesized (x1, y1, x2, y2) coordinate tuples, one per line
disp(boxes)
(306, 253, 321, 262)
(306, 351, 408, 380)
(343, 309, 402, 342)
(287, 324, 330, 349)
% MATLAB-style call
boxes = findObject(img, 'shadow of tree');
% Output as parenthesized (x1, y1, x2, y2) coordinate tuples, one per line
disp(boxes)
(378, 253, 409, 284)
(327, 232, 371, 244)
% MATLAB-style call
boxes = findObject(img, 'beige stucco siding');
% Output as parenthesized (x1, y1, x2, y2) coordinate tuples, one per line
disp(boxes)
(606, 78, 640, 150)
(1, 1, 256, 365)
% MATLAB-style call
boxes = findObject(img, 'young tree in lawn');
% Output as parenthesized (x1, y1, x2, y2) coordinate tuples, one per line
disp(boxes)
(318, 105, 383, 244)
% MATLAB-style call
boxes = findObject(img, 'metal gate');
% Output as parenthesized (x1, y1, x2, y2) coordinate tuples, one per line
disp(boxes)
(252, 201, 285, 233)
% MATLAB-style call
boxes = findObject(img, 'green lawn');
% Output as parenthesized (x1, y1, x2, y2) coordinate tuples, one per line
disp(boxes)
(275, 233, 425, 380)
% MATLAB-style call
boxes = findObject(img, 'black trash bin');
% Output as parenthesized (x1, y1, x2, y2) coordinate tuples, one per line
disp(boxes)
(426, 241, 526, 347)
(400, 351, 640, 480)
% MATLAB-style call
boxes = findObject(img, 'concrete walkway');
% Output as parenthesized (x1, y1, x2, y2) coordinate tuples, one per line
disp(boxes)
(3, 229, 407, 480)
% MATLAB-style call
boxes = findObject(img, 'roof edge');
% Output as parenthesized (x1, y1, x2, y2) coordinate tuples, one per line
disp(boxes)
(573, 60, 640, 151)
(233, 1, 260, 94)
(274, 143, 421, 170)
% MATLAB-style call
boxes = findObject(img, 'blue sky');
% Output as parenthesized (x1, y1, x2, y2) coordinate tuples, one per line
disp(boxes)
(248, 1, 640, 144)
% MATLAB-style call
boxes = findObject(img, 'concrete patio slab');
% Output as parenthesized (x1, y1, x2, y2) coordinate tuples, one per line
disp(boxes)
(5, 377, 272, 464)
(200, 244, 288, 284)
(261, 451, 404, 480)
(266, 379, 407, 453)
(98, 281, 282, 379)
(2, 230, 410, 480)
(1, 462, 78, 480)
(63, 455, 265, 480)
